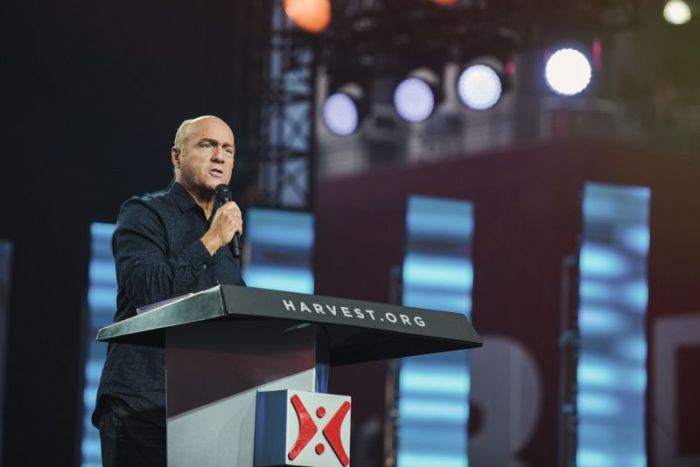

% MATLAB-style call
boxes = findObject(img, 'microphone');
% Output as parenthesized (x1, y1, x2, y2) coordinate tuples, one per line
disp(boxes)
(214, 184, 242, 258)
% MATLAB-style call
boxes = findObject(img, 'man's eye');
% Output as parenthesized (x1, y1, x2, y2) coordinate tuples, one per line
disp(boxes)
(225, 148, 234, 155)
(201, 142, 213, 148)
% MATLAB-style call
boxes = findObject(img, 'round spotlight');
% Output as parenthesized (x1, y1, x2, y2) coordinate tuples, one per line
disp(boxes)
(394, 77, 436, 123)
(457, 64, 503, 110)
(664, 0, 692, 25)
(545, 48, 592, 96)
(283, 0, 331, 33)
(322, 92, 360, 136)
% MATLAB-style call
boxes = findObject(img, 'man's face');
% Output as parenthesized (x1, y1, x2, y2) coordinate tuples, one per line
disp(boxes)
(173, 117, 235, 194)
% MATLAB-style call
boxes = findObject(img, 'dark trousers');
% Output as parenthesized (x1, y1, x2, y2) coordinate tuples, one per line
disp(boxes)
(96, 397, 167, 467)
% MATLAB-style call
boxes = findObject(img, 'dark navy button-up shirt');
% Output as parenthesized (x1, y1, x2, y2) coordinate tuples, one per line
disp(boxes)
(93, 181, 244, 425)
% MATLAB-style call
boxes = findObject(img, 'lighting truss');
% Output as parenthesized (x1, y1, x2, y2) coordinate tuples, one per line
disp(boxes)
(258, 1, 319, 209)
(320, 0, 640, 88)
(253, 0, 640, 208)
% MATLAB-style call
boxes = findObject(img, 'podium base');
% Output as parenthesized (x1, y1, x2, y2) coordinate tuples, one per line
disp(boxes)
(166, 320, 329, 467)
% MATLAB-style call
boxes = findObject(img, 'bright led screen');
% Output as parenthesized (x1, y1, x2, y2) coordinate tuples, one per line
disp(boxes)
(398, 195, 474, 467)
(577, 182, 650, 467)
(243, 208, 315, 294)
(81, 223, 117, 467)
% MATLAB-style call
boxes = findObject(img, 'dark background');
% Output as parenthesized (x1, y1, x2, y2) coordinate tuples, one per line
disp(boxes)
(1, 1, 264, 464)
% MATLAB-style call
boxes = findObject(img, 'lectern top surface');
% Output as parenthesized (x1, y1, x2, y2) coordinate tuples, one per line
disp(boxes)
(96, 285, 481, 365)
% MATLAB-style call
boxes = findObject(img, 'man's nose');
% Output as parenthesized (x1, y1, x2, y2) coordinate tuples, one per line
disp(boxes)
(211, 147, 225, 161)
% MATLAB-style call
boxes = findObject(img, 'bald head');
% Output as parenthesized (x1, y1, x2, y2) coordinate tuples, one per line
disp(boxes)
(174, 116, 234, 154)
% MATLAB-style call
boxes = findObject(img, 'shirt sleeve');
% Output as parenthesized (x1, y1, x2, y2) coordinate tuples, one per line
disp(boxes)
(112, 198, 213, 308)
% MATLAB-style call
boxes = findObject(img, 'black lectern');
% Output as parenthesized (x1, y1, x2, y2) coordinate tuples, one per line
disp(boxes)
(97, 285, 481, 467)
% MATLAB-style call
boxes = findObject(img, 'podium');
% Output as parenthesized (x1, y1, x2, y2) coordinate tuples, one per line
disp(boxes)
(97, 285, 482, 467)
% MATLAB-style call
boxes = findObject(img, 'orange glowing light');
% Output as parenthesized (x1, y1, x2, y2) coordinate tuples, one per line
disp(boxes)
(432, 0, 459, 5)
(283, 0, 332, 34)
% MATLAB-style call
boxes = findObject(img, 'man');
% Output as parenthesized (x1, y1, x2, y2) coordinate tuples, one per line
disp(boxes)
(93, 116, 245, 467)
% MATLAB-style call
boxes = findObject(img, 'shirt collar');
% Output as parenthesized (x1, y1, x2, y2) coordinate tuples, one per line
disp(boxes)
(168, 181, 199, 213)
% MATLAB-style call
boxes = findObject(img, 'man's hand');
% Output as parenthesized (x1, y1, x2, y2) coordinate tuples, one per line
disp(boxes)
(201, 201, 243, 255)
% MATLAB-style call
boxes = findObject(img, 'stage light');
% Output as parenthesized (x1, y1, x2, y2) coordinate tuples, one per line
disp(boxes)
(322, 84, 366, 136)
(544, 48, 592, 96)
(664, 0, 692, 24)
(394, 70, 442, 123)
(394, 78, 434, 122)
(283, 0, 331, 33)
(431, 0, 459, 5)
(457, 64, 503, 110)
(322, 92, 360, 136)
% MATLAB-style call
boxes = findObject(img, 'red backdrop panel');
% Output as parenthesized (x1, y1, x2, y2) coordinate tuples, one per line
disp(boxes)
(317, 139, 699, 466)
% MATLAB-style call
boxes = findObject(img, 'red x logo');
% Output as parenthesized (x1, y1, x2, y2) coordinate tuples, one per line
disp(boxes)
(288, 394, 351, 466)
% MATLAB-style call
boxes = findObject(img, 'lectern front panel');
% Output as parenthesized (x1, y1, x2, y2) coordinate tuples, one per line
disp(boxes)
(166, 320, 329, 467)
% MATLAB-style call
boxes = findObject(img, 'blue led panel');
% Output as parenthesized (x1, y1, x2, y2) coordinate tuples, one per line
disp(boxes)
(577, 183, 650, 467)
(82, 223, 117, 467)
(398, 196, 474, 467)
(0, 240, 12, 460)
(243, 208, 315, 294)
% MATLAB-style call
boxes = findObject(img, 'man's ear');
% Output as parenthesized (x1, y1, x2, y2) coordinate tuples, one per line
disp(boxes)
(171, 146, 181, 169)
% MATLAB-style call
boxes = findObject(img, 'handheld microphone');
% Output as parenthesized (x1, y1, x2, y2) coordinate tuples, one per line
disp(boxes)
(214, 184, 242, 258)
